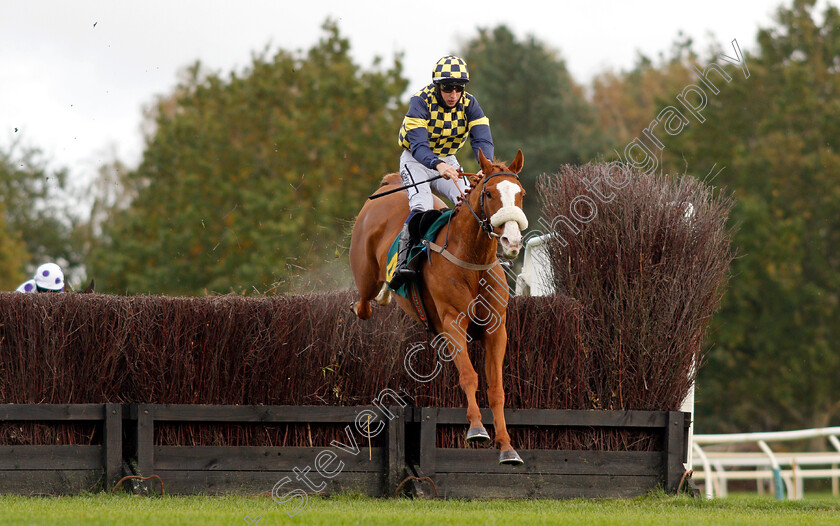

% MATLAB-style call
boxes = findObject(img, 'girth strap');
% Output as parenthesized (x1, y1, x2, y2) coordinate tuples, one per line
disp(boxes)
(408, 282, 432, 332)
(422, 240, 500, 271)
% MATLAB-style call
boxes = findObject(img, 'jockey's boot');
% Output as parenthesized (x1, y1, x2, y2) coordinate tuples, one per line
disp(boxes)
(388, 223, 416, 290)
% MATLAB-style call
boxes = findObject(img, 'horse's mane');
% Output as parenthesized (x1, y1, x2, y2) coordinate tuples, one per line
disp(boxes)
(454, 173, 484, 213)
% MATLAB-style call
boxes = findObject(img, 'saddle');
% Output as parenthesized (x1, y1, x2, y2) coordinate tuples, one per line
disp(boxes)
(385, 209, 453, 299)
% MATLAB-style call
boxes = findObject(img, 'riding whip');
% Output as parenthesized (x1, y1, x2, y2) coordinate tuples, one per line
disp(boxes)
(367, 175, 444, 200)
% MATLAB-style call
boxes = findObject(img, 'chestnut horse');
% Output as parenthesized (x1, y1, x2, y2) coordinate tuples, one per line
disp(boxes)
(349, 149, 528, 465)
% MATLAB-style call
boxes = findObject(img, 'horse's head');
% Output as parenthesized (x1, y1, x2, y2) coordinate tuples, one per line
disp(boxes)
(475, 149, 528, 259)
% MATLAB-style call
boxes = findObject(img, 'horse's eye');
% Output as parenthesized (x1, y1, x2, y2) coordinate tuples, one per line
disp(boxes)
(484, 191, 492, 198)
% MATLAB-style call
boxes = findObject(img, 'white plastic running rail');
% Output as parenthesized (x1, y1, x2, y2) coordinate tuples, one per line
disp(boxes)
(692, 426, 840, 500)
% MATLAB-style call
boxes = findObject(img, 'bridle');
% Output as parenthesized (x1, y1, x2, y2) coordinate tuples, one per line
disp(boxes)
(459, 171, 523, 237)
(424, 169, 525, 271)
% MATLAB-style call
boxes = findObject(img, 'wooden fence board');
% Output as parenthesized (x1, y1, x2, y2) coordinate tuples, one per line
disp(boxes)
(157, 470, 382, 496)
(0, 445, 101, 470)
(433, 449, 662, 476)
(0, 470, 103, 495)
(432, 473, 660, 499)
(423, 407, 669, 428)
(148, 405, 379, 423)
(154, 446, 385, 472)
(0, 404, 109, 421)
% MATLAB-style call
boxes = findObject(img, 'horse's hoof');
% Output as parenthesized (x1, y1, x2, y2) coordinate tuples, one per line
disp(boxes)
(499, 450, 524, 466)
(465, 426, 491, 444)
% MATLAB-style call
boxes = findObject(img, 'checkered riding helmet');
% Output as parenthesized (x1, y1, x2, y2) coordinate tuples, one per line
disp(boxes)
(432, 56, 470, 84)
(34, 262, 64, 291)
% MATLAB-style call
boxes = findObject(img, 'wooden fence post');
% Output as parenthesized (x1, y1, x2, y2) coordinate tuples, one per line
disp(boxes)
(386, 405, 406, 496)
(665, 411, 687, 493)
(136, 404, 154, 477)
(103, 403, 122, 490)
(419, 407, 437, 480)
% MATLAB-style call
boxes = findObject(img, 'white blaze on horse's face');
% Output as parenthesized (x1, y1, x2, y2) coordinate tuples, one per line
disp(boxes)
(489, 180, 528, 259)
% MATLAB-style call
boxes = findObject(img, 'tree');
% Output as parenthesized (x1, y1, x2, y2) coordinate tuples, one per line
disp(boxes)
(0, 201, 28, 289)
(87, 21, 408, 295)
(649, 0, 840, 431)
(458, 26, 610, 213)
(591, 34, 698, 150)
(0, 139, 80, 287)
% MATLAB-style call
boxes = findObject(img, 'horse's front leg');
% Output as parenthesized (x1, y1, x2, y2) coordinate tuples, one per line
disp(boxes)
(483, 326, 523, 465)
(442, 313, 490, 445)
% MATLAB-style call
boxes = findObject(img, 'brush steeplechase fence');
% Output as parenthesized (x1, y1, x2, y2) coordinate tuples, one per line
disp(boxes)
(0, 403, 691, 498)
(0, 164, 732, 499)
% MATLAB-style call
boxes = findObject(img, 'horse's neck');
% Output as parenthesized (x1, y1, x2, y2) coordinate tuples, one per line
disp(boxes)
(446, 193, 497, 266)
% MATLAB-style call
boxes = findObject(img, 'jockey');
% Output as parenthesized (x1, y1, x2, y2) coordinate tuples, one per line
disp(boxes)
(390, 55, 495, 289)
(15, 262, 65, 293)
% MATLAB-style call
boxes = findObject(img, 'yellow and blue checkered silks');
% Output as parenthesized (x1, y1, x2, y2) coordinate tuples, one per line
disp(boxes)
(398, 84, 490, 157)
(431, 56, 470, 83)
(398, 55, 493, 168)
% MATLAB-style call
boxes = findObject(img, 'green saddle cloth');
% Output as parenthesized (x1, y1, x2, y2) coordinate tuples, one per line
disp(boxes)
(385, 210, 454, 298)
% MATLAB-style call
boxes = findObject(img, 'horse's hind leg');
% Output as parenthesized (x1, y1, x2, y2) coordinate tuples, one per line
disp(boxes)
(350, 261, 383, 320)
(351, 282, 376, 320)
(351, 281, 390, 319)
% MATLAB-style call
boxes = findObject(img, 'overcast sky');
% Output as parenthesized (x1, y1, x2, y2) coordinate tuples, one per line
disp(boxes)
(0, 0, 802, 188)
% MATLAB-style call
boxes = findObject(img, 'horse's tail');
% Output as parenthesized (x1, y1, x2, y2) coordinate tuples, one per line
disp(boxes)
(380, 172, 402, 187)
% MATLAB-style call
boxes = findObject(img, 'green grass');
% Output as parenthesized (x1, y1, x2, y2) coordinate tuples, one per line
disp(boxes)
(0, 492, 838, 525)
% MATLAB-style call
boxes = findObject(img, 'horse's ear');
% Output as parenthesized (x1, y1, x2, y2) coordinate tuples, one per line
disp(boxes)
(508, 149, 524, 174)
(478, 148, 493, 174)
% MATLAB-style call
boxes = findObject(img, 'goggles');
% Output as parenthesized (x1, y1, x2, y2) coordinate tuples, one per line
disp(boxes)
(440, 83, 465, 93)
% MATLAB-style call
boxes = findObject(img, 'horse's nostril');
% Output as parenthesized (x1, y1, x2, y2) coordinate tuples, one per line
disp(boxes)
(501, 236, 520, 249)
